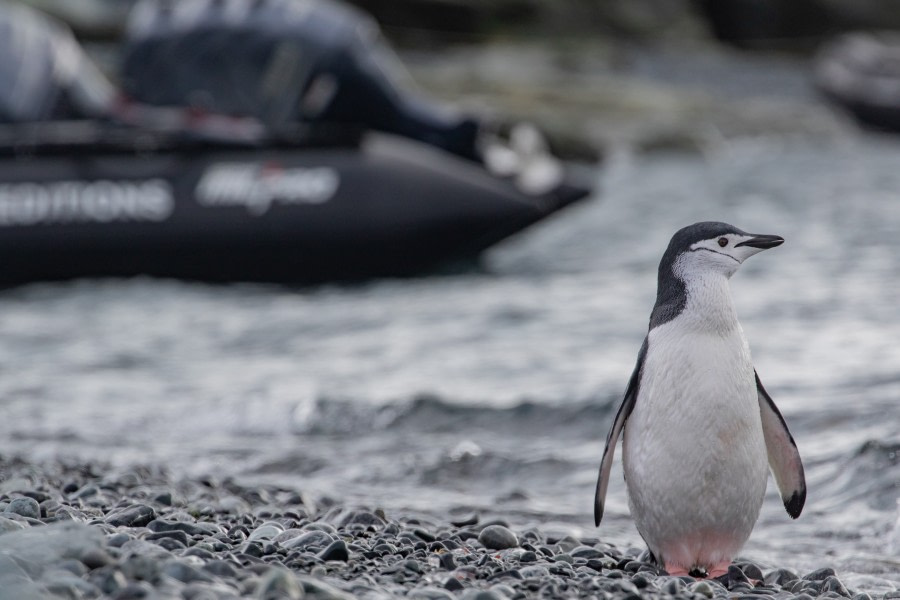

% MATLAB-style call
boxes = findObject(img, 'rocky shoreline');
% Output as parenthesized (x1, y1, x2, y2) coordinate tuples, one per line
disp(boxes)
(0, 456, 882, 600)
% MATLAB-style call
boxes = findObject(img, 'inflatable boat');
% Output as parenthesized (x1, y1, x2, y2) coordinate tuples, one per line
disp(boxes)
(0, 0, 592, 285)
(815, 32, 900, 132)
(0, 121, 590, 285)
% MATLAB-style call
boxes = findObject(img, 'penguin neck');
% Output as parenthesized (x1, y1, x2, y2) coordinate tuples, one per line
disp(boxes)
(678, 271, 739, 334)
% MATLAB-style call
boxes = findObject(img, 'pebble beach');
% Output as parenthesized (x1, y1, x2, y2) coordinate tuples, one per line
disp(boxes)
(0, 457, 887, 600)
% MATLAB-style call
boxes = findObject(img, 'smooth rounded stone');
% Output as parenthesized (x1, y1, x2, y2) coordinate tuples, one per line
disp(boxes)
(552, 553, 574, 564)
(570, 546, 605, 559)
(5, 497, 41, 519)
(410, 586, 456, 600)
(148, 519, 220, 537)
(57, 559, 89, 577)
(248, 523, 285, 542)
(338, 510, 385, 528)
(477, 525, 518, 550)
(253, 566, 304, 600)
(303, 522, 338, 534)
(804, 567, 837, 581)
(88, 567, 128, 595)
(273, 528, 305, 544)
(106, 532, 132, 548)
(162, 559, 216, 584)
(116, 581, 157, 600)
(450, 514, 478, 527)
(517, 551, 537, 563)
(152, 491, 173, 506)
(883, 593, 900, 600)
(444, 577, 465, 592)
(765, 568, 799, 586)
(202, 559, 240, 579)
(120, 554, 165, 581)
(404, 559, 423, 573)
(296, 575, 357, 600)
(105, 504, 157, 527)
(155, 536, 188, 552)
(691, 580, 716, 598)
(438, 552, 457, 570)
(45, 572, 102, 599)
(736, 562, 765, 582)
(0, 515, 27, 533)
(146, 530, 191, 546)
(518, 565, 550, 578)
(850, 594, 873, 600)
(821, 576, 851, 597)
(281, 530, 334, 550)
(319, 539, 350, 562)
(79, 547, 114, 570)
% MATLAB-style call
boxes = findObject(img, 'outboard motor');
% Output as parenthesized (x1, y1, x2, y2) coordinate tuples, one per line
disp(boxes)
(0, 1, 114, 123)
(121, 0, 479, 158)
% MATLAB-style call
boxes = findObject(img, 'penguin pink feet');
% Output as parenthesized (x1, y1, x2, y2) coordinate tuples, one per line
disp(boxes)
(663, 563, 731, 579)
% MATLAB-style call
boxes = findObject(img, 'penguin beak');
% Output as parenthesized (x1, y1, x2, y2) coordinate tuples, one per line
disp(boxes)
(735, 234, 784, 250)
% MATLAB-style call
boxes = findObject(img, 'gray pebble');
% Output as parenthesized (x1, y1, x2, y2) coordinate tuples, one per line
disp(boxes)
(282, 530, 334, 550)
(410, 586, 455, 600)
(804, 567, 837, 581)
(0, 515, 27, 533)
(318, 539, 350, 562)
(821, 575, 851, 597)
(478, 525, 518, 550)
(79, 547, 113, 570)
(5, 497, 40, 519)
(162, 559, 216, 584)
(248, 522, 284, 542)
(765, 568, 799, 586)
(444, 577, 464, 592)
(105, 504, 156, 527)
(518, 565, 549, 578)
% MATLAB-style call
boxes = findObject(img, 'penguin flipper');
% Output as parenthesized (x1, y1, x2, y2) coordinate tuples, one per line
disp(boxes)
(594, 338, 647, 526)
(755, 371, 806, 519)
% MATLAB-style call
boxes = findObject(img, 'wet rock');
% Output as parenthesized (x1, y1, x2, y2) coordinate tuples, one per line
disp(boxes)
(79, 548, 114, 570)
(804, 567, 837, 581)
(0, 515, 27, 534)
(162, 559, 215, 584)
(105, 504, 156, 527)
(765, 567, 799, 586)
(256, 567, 304, 600)
(148, 519, 220, 536)
(444, 577, 465, 592)
(821, 575, 850, 597)
(318, 539, 349, 562)
(248, 522, 285, 542)
(5, 497, 40, 519)
(478, 525, 518, 550)
(282, 530, 334, 550)
(297, 575, 356, 600)
(691, 580, 715, 598)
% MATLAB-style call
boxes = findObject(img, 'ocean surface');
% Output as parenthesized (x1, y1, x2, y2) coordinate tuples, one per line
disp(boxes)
(1, 137, 899, 592)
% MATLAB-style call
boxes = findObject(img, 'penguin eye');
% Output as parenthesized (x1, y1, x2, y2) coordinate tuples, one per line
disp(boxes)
(717, 237, 728, 247)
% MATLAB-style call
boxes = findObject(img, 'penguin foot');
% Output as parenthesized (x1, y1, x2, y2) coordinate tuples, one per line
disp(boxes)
(664, 564, 731, 579)
(663, 564, 695, 577)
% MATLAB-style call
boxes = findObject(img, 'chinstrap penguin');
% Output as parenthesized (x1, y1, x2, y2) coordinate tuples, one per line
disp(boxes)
(593, 221, 806, 579)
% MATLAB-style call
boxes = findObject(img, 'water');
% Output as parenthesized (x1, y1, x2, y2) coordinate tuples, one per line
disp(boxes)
(1, 137, 899, 592)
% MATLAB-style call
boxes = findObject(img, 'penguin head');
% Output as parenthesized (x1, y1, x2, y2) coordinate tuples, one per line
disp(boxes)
(662, 221, 784, 280)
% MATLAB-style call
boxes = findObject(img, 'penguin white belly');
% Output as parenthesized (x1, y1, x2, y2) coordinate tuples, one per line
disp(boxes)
(622, 320, 769, 573)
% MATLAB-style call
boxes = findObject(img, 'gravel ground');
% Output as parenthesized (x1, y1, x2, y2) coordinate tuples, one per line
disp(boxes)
(0, 456, 882, 600)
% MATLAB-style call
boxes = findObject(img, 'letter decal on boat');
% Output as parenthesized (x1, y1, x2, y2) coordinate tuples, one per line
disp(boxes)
(0, 179, 174, 227)
(195, 162, 339, 215)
